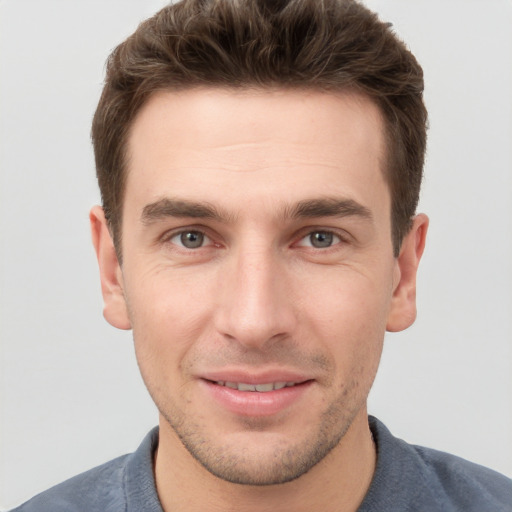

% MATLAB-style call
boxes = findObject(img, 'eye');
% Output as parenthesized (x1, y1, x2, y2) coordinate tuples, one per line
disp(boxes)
(297, 230, 342, 248)
(170, 230, 210, 249)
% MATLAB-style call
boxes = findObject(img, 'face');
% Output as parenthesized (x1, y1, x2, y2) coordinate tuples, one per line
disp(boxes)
(92, 88, 426, 485)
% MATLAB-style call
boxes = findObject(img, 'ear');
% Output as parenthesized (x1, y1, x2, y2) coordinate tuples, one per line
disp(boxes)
(386, 213, 429, 332)
(90, 205, 131, 330)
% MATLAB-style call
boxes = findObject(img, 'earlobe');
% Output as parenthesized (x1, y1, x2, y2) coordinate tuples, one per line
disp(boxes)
(386, 214, 429, 333)
(90, 205, 132, 330)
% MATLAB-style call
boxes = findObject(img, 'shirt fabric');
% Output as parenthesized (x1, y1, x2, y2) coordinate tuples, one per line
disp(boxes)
(11, 416, 512, 511)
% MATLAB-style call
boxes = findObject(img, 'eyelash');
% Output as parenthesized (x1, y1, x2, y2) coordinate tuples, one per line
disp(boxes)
(160, 226, 349, 252)
(161, 227, 215, 250)
(295, 230, 345, 249)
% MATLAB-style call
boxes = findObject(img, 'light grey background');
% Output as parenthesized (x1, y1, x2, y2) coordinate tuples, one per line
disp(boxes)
(1, 0, 511, 509)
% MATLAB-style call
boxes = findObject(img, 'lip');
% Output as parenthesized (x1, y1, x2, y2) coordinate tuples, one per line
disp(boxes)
(200, 369, 311, 385)
(199, 370, 314, 417)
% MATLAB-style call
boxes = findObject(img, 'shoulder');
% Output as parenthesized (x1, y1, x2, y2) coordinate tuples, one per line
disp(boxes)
(10, 428, 160, 512)
(412, 444, 512, 511)
(9, 454, 130, 512)
(362, 417, 512, 512)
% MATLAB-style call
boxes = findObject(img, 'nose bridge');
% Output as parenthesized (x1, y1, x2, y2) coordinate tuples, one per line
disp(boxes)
(215, 241, 294, 347)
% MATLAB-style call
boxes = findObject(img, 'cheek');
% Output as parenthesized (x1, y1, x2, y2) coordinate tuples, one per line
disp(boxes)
(124, 267, 216, 377)
(303, 269, 392, 333)
(300, 270, 390, 374)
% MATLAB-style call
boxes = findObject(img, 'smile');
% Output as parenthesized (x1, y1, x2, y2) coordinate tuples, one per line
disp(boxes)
(204, 378, 313, 416)
(214, 381, 298, 392)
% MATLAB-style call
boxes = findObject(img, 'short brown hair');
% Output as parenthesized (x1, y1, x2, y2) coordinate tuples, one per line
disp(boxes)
(92, 0, 427, 257)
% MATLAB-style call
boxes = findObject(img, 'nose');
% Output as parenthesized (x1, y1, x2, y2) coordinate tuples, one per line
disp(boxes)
(214, 245, 296, 350)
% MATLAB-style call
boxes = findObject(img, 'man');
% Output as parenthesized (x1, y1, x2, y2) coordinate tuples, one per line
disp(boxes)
(11, 0, 512, 510)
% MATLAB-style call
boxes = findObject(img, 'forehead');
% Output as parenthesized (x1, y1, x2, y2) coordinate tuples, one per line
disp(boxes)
(124, 88, 388, 218)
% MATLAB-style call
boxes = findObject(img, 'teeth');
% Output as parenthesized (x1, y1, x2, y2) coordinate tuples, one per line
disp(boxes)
(238, 382, 256, 391)
(255, 383, 274, 392)
(216, 381, 297, 392)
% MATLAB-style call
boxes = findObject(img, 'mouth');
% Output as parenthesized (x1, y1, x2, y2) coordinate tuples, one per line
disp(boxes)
(210, 380, 300, 392)
(202, 377, 313, 416)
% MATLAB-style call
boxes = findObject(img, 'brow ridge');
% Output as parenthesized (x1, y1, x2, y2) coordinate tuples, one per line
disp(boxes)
(141, 198, 231, 224)
(286, 197, 373, 221)
(141, 196, 372, 225)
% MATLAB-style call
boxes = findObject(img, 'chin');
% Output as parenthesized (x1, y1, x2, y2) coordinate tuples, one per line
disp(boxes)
(162, 400, 356, 486)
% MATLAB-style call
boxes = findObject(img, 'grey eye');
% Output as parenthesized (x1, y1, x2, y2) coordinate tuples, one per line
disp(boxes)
(177, 231, 205, 248)
(296, 230, 342, 249)
(309, 231, 334, 248)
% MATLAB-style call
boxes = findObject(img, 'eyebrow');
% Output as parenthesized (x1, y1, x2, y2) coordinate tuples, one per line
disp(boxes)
(141, 196, 372, 225)
(286, 197, 373, 222)
(141, 198, 233, 225)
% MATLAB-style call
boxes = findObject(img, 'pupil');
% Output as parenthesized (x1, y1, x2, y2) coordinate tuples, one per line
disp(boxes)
(181, 231, 204, 248)
(311, 231, 333, 248)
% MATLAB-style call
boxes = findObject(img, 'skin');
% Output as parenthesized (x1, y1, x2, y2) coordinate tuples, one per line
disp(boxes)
(91, 88, 428, 512)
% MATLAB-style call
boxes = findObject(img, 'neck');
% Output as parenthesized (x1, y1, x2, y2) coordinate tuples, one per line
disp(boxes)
(154, 410, 376, 512)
